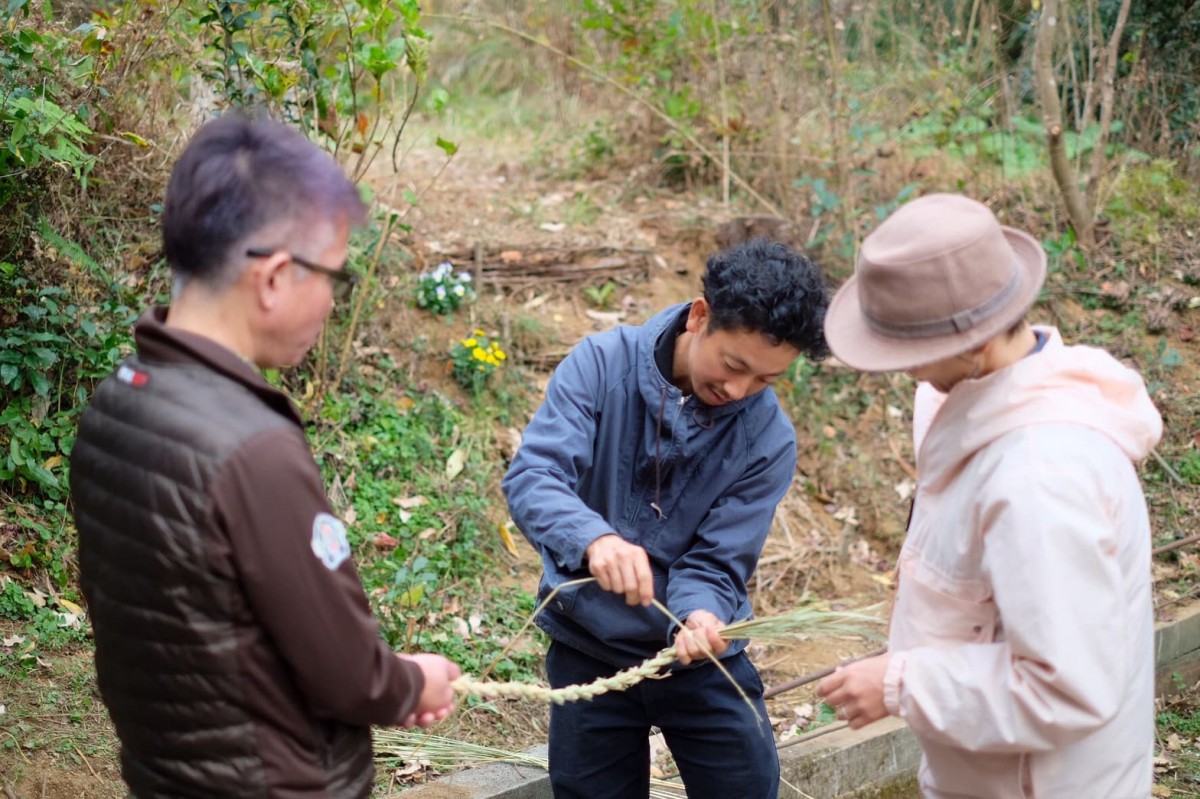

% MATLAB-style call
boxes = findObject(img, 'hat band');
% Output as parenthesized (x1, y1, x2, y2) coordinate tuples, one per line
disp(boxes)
(863, 264, 1023, 340)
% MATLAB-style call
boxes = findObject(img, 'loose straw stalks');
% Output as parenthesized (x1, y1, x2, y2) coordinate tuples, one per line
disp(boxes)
(374, 730, 690, 798)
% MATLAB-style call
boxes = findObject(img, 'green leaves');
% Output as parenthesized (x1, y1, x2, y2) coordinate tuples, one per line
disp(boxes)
(0, 263, 135, 501)
(0, 95, 96, 182)
(355, 37, 408, 81)
(193, 0, 439, 162)
(311, 384, 514, 669)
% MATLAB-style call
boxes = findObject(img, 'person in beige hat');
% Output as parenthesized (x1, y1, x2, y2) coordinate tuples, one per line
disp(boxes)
(817, 194, 1162, 798)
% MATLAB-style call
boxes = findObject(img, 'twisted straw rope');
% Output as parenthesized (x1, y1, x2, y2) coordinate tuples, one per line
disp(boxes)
(452, 649, 677, 704)
(449, 577, 881, 710)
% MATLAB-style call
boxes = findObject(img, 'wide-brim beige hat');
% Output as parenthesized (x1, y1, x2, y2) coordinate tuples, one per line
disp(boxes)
(825, 193, 1047, 372)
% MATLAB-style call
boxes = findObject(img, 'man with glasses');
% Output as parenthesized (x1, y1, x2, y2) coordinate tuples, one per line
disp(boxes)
(70, 114, 460, 799)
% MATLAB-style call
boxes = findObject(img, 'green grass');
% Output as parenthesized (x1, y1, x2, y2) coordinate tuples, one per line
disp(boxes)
(1156, 692, 1200, 797)
(312, 372, 544, 681)
(0, 638, 117, 766)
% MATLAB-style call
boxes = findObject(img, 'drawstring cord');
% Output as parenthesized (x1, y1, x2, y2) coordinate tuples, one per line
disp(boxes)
(651, 386, 667, 519)
(651, 387, 713, 518)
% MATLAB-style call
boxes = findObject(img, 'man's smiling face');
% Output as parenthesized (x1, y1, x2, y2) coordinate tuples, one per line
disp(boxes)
(676, 299, 800, 406)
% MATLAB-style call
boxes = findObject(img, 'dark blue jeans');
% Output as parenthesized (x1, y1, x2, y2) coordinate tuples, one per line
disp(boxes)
(546, 641, 779, 799)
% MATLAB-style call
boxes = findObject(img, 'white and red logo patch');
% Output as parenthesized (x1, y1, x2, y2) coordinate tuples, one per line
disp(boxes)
(311, 513, 351, 571)
(116, 365, 150, 387)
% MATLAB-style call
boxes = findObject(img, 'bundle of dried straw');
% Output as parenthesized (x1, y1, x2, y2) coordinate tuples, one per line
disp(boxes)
(373, 730, 689, 797)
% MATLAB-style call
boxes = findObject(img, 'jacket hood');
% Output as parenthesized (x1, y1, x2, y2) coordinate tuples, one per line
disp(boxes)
(915, 327, 1162, 488)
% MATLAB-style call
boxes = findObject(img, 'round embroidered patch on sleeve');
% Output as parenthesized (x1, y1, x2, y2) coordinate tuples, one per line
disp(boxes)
(311, 513, 351, 570)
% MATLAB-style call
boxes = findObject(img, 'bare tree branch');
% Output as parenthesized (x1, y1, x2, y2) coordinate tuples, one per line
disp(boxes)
(1086, 0, 1133, 213)
(1035, 0, 1094, 249)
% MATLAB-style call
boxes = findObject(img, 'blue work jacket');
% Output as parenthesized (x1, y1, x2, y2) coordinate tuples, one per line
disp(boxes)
(502, 303, 798, 666)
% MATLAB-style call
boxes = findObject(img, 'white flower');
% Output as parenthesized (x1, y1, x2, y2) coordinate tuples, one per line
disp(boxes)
(453, 285, 465, 296)
(457, 272, 473, 283)
(436, 285, 446, 299)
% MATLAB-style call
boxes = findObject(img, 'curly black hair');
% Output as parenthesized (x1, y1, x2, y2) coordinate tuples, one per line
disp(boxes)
(701, 238, 830, 359)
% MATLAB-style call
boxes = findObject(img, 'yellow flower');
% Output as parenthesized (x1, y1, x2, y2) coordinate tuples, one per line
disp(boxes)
(474, 329, 486, 336)
(477, 365, 486, 372)
(463, 338, 477, 348)
(496, 350, 507, 361)
(487, 356, 499, 366)
(472, 347, 487, 361)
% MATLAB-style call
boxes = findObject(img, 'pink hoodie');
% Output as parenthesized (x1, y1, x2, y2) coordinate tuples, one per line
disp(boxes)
(884, 328, 1162, 799)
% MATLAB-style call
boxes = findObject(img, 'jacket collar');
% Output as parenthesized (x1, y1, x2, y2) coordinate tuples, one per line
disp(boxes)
(134, 306, 305, 427)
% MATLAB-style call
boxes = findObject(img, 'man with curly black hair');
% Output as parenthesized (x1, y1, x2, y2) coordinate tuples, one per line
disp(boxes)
(504, 238, 829, 799)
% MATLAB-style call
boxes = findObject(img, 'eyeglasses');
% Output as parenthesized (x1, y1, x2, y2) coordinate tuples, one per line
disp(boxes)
(245, 247, 359, 301)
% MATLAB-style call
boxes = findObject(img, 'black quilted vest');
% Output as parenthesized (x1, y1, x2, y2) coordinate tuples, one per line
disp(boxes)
(70, 355, 374, 799)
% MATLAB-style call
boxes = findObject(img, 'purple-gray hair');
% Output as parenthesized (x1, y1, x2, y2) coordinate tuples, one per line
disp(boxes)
(163, 113, 366, 284)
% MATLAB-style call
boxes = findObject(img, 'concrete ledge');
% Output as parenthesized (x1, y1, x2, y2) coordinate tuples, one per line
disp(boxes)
(397, 727, 921, 799)
(406, 598, 1200, 798)
(1156, 600, 1200, 695)
(779, 718, 920, 799)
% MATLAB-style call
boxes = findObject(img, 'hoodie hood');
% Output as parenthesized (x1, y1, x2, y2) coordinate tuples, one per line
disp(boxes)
(914, 327, 1163, 489)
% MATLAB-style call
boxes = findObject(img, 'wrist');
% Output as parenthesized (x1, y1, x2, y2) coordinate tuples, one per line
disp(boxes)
(585, 532, 615, 549)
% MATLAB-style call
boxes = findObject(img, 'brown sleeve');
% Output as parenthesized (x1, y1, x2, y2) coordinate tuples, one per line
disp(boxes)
(211, 427, 423, 726)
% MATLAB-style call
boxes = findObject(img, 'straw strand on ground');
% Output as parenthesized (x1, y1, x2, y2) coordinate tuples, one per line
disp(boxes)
(373, 729, 689, 798)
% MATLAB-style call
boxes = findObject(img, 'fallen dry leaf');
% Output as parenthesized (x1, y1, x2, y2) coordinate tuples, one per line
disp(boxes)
(1099, 280, 1131, 306)
(445, 449, 466, 479)
(498, 521, 520, 556)
(372, 533, 399, 550)
(451, 616, 471, 639)
(394, 759, 432, 779)
(585, 309, 623, 325)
